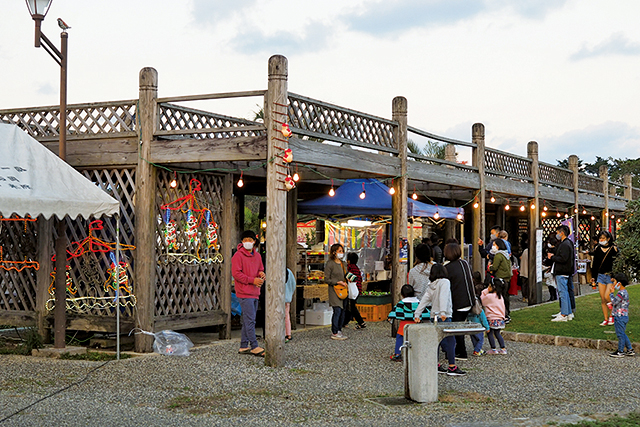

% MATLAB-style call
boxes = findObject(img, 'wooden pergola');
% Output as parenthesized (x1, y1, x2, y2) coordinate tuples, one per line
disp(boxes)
(0, 55, 636, 366)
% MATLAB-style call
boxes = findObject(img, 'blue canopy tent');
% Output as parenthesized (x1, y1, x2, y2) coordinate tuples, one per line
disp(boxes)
(298, 178, 464, 219)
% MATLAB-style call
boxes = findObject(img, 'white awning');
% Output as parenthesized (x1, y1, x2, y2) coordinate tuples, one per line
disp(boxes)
(0, 123, 119, 219)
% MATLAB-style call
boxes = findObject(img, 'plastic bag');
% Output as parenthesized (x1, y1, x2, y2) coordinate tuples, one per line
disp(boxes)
(130, 329, 194, 356)
(347, 282, 359, 300)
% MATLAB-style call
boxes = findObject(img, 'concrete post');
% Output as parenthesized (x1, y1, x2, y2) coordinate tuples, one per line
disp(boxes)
(404, 324, 439, 402)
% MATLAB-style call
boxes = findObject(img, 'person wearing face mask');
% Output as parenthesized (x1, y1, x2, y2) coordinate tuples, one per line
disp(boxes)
(548, 225, 575, 322)
(325, 243, 349, 340)
(488, 238, 512, 317)
(542, 236, 559, 301)
(590, 231, 618, 326)
(232, 230, 266, 357)
(478, 225, 501, 261)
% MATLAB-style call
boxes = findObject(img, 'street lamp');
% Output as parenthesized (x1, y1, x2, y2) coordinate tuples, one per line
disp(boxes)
(26, 0, 69, 349)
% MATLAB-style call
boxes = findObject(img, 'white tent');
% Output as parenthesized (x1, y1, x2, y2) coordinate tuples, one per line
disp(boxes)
(0, 123, 119, 219)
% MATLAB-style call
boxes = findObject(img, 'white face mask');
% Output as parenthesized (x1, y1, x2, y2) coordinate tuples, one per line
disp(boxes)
(243, 242, 254, 251)
(599, 240, 608, 246)
(490, 246, 498, 254)
(337, 253, 345, 260)
(547, 243, 553, 248)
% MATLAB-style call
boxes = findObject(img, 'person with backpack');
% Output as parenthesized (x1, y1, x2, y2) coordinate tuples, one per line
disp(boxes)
(408, 243, 434, 300)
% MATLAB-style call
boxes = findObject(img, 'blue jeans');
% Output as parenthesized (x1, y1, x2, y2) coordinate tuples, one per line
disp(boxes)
(394, 334, 403, 355)
(331, 304, 346, 334)
(239, 298, 259, 349)
(555, 275, 572, 316)
(470, 332, 484, 352)
(614, 316, 632, 352)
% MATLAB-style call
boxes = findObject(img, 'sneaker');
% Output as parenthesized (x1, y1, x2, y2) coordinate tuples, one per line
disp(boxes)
(498, 348, 508, 355)
(608, 316, 614, 325)
(455, 355, 468, 361)
(505, 316, 511, 324)
(551, 315, 568, 322)
(487, 349, 499, 354)
(355, 323, 366, 330)
(599, 320, 609, 326)
(625, 350, 635, 357)
(331, 332, 348, 340)
(610, 350, 625, 358)
(551, 312, 562, 317)
(568, 313, 574, 320)
(472, 350, 487, 356)
(438, 364, 447, 374)
(447, 366, 467, 376)
(390, 354, 402, 362)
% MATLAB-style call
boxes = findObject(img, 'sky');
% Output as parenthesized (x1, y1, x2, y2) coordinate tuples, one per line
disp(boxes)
(1, 0, 639, 165)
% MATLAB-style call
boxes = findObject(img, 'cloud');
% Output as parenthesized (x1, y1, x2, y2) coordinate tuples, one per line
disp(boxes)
(570, 33, 640, 61)
(345, 0, 487, 36)
(190, 0, 256, 27)
(491, 0, 568, 20)
(37, 83, 56, 96)
(230, 21, 333, 55)
(537, 122, 640, 164)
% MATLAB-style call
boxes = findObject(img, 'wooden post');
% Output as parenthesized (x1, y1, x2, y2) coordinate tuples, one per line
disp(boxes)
(391, 96, 408, 305)
(444, 143, 456, 168)
(134, 67, 158, 353)
(36, 216, 53, 342)
(219, 173, 234, 339)
(471, 123, 486, 275)
(568, 155, 580, 296)
(599, 165, 609, 231)
(264, 55, 288, 367)
(286, 187, 298, 330)
(527, 142, 540, 304)
(624, 174, 633, 200)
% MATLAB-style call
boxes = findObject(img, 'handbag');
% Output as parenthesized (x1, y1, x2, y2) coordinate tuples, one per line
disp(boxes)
(471, 297, 483, 315)
(334, 284, 349, 300)
(347, 281, 359, 300)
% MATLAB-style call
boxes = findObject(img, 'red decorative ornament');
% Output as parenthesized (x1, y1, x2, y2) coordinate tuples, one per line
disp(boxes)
(285, 175, 296, 191)
(283, 148, 293, 163)
(281, 123, 292, 138)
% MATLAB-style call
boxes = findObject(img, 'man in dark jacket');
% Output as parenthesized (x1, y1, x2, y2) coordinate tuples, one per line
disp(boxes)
(478, 225, 501, 260)
(549, 225, 575, 322)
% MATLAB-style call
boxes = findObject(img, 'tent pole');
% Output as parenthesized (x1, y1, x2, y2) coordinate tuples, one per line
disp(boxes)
(116, 213, 120, 361)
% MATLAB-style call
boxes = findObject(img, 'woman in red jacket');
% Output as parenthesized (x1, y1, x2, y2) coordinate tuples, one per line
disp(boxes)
(232, 230, 266, 357)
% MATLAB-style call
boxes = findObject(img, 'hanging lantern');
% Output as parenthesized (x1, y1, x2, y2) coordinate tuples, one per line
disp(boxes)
(590, 216, 595, 221)
(543, 206, 548, 212)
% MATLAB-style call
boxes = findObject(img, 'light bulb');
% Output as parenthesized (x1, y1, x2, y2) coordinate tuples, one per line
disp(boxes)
(434, 212, 440, 220)
(490, 196, 496, 203)
(329, 187, 335, 197)
(360, 191, 366, 200)
(556, 212, 561, 218)
(591, 216, 595, 221)
(293, 172, 299, 182)
(564, 214, 569, 218)
(389, 187, 396, 195)
(170, 179, 177, 188)
(530, 203, 536, 210)
(412, 193, 418, 200)
(543, 206, 548, 212)
(541, 212, 547, 217)
(504, 204, 510, 211)
(574, 208, 578, 214)
(237, 178, 244, 188)
(456, 213, 463, 220)
(582, 209, 587, 215)
(520, 205, 525, 212)
(473, 202, 479, 209)
(611, 214, 615, 219)
(605, 212, 609, 216)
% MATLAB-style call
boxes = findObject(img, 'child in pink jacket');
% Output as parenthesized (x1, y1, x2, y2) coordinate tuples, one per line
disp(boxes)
(480, 279, 507, 355)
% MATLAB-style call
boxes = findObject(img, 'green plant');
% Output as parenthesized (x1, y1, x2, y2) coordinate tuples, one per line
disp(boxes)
(557, 411, 640, 426)
(22, 328, 44, 354)
(59, 351, 131, 361)
(614, 199, 640, 281)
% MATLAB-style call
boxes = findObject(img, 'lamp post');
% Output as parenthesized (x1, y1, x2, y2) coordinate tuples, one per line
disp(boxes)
(26, 0, 68, 349)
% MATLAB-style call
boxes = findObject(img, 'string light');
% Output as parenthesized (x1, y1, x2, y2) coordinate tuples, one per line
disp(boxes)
(605, 212, 609, 217)
(582, 209, 587, 215)
(170, 171, 177, 188)
(574, 208, 578, 214)
(389, 179, 395, 195)
(360, 182, 366, 200)
(473, 200, 479, 209)
(292, 172, 300, 182)
(490, 192, 496, 203)
(237, 171, 244, 188)
(519, 204, 526, 212)
(504, 201, 510, 211)
(543, 205, 548, 212)
(530, 203, 536, 210)
(591, 216, 595, 221)
(541, 211, 547, 217)
(611, 213, 615, 219)
(434, 211, 440, 220)
(456, 212, 463, 220)
(556, 212, 561, 218)
(412, 185, 418, 200)
(329, 179, 335, 197)
(564, 214, 569, 218)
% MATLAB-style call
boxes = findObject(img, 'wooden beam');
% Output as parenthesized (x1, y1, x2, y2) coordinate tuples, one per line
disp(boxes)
(41, 137, 138, 167)
(408, 160, 480, 189)
(149, 136, 267, 164)
(485, 175, 535, 198)
(0, 310, 36, 327)
(52, 314, 135, 333)
(289, 138, 400, 176)
(154, 310, 227, 331)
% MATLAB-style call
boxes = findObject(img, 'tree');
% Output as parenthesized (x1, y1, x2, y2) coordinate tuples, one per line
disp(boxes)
(407, 139, 445, 159)
(613, 199, 640, 280)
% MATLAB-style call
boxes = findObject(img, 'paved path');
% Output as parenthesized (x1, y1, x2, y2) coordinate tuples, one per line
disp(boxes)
(1, 318, 638, 426)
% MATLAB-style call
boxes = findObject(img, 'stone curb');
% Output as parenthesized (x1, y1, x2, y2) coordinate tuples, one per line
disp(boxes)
(501, 330, 639, 351)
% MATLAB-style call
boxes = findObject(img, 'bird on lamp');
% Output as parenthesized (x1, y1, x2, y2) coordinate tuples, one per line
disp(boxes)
(57, 18, 71, 30)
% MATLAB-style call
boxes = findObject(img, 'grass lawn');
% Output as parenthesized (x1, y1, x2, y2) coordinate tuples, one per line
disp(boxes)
(507, 284, 639, 342)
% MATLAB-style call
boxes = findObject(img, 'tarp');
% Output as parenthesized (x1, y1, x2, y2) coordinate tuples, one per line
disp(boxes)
(0, 123, 119, 219)
(298, 178, 464, 219)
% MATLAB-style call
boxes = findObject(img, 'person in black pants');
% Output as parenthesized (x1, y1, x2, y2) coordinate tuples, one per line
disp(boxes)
(443, 242, 476, 360)
(342, 252, 366, 329)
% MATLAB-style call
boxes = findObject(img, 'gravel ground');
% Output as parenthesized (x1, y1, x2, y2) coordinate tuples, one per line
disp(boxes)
(1, 315, 639, 427)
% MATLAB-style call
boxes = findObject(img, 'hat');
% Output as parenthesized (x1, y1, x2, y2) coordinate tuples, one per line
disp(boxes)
(240, 230, 257, 241)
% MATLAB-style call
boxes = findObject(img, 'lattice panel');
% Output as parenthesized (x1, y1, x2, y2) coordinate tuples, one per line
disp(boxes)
(539, 163, 573, 188)
(288, 93, 396, 149)
(0, 101, 137, 139)
(155, 170, 224, 317)
(158, 103, 265, 139)
(541, 218, 562, 242)
(49, 168, 137, 315)
(0, 215, 38, 312)
(634, 188, 640, 200)
(578, 174, 603, 193)
(484, 149, 531, 179)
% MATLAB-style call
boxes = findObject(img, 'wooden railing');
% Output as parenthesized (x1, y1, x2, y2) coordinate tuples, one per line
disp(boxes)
(578, 173, 604, 195)
(539, 162, 573, 189)
(287, 92, 397, 153)
(485, 147, 532, 181)
(406, 126, 477, 172)
(0, 100, 137, 140)
(156, 103, 265, 139)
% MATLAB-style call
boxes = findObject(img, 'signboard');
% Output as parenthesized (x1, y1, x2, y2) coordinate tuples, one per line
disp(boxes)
(536, 228, 543, 283)
(399, 237, 408, 265)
